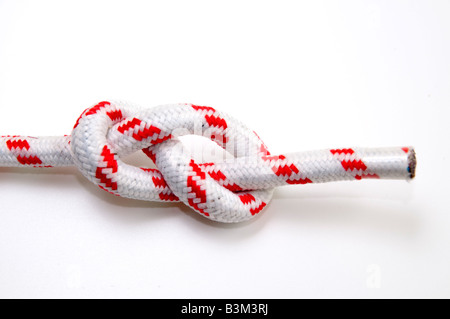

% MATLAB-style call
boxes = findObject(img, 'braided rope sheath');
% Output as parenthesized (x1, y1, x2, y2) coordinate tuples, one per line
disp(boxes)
(0, 101, 416, 223)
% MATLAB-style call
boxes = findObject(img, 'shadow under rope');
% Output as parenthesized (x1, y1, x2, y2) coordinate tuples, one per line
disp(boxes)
(0, 166, 419, 235)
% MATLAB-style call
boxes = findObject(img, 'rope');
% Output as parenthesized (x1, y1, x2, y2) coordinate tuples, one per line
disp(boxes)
(0, 101, 416, 223)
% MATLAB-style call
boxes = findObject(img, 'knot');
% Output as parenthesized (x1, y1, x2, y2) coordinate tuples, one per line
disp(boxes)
(71, 101, 274, 223)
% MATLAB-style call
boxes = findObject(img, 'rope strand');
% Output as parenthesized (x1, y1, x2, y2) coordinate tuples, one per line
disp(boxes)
(0, 101, 416, 223)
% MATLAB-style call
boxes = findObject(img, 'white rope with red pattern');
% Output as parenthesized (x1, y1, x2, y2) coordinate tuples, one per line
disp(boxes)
(0, 101, 416, 223)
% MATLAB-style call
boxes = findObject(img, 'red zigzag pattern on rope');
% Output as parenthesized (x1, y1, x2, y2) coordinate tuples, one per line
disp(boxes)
(330, 148, 379, 180)
(6, 138, 46, 166)
(238, 193, 267, 216)
(141, 168, 180, 202)
(262, 154, 312, 185)
(74, 101, 119, 129)
(187, 160, 209, 217)
(201, 164, 244, 192)
(117, 117, 172, 143)
(96, 145, 118, 194)
(191, 105, 228, 130)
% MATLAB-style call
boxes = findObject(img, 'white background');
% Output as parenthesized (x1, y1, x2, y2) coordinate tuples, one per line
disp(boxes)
(0, 0, 449, 298)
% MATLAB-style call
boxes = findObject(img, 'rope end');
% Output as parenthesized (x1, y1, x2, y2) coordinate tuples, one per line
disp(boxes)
(407, 147, 416, 179)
